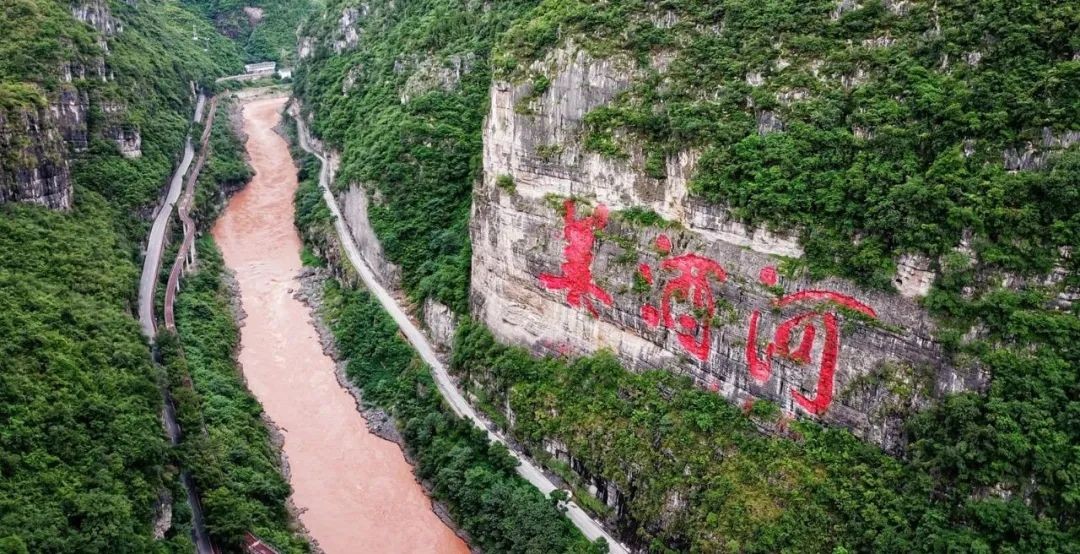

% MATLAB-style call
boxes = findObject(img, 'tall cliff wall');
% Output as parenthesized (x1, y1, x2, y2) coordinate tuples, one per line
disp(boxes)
(471, 44, 986, 452)
(0, 98, 73, 209)
(0, 0, 147, 209)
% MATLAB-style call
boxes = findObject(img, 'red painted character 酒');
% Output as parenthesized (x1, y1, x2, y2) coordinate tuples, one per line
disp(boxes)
(746, 267, 877, 415)
(539, 200, 613, 317)
(641, 235, 727, 361)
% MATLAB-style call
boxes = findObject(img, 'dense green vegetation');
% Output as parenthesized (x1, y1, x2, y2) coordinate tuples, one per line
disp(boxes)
(180, 0, 314, 64)
(452, 320, 1076, 553)
(2, 0, 241, 221)
(496, 0, 1078, 290)
(163, 238, 308, 553)
(192, 99, 253, 224)
(0, 1, 243, 550)
(295, 0, 542, 313)
(0, 194, 176, 553)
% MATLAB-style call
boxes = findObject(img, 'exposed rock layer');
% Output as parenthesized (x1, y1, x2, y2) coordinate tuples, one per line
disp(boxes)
(0, 0, 146, 209)
(470, 46, 986, 451)
(0, 103, 73, 210)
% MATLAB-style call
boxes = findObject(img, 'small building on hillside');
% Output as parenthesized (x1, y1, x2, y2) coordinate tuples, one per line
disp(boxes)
(244, 62, 276, 77)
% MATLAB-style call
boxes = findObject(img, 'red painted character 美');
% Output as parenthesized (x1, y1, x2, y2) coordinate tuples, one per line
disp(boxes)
(640, 234, 727, 361)
(539, 200, 613, 317)
(745, 267, 876, 415)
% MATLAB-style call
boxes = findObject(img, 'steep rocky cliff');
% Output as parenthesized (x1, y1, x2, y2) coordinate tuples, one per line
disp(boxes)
(471, 44, 984, 451)
(0, 0, 144, 209)
(0, 92, 72, 209)
(471, 0, 1076, 452)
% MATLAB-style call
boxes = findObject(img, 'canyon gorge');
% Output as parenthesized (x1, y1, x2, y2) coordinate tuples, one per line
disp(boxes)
(1, 0, 1077, 553)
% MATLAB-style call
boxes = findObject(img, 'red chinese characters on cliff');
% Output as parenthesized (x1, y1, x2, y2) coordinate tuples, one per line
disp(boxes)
(640, 235, 727, 361)
(539, 200, 612, 317)
(746, 267, 878, 415)
(539, 201, 877, 416)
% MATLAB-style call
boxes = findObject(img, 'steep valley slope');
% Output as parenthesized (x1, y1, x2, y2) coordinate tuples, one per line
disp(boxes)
(295, 0, 1078, 552)
(0, 1, 243, 551)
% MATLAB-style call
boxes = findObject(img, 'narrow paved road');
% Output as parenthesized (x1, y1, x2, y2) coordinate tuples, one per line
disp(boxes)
(194, 93, 207, 125)
(137, 92, 217, 554)
(165, 95, 219, 331)
(293, 109, 630, 554)
(139, 136, 193, 336)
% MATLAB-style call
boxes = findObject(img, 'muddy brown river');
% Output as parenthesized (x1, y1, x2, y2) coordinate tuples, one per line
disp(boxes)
(212, 96, 468, 554)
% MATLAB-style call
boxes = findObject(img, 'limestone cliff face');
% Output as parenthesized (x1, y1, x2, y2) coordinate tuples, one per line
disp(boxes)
(339, 181, 402, 288)
(71, 0, 123, 49)
(301, 121, 402, 289)
(0, 0, 143, 209)
(0, 102, 73, 210)
(470, 46, 984, 451)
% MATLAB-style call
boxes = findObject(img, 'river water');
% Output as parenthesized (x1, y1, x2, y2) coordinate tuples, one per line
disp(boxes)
(212, 96, 468, 554)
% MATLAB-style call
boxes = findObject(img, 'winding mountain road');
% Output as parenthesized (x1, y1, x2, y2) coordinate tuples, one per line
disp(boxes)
(139, 136, 193, 337)
(164, 95, 219, 331)
(293, 108, 630, 554)
(137, 91, 217, 554)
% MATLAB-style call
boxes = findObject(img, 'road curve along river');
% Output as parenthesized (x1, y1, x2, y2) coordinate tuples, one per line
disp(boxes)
(293, 106, 630, 553)
(212, 96, 468, 554)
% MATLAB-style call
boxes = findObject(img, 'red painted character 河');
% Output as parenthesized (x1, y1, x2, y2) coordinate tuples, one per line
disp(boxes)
(745, 267, 876, 415)
(539, 200, 613, 317)
(640, 234, 727, 361)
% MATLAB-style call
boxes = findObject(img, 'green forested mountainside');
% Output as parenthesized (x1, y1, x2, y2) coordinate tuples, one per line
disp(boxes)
(294, 0, 540, 313)
(0, 0, 97, 92)
(0, 196, 169, 553)
(74, 1, 241, 223)
(180, 0, 313, 64)
(496, 0, 1078, 290)
(2, 0, 241, 220)
(453, 320, 1076, 553)
(0, 1, 240, 551)
(165, 238, 308, 553)
(294, 0, 1079, 552)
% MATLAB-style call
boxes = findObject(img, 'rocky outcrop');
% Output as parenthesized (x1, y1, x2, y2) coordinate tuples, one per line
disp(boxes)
(399, 54, 475, 104)
(0, 101, 73, 210)
(339, 181, 402, 287)
(71, 0, 122, 36)
(1003, 127, 1079, 171)
(1, 0, 133, 209)
(101, 100, 142, 158)
(333, 4, 367, 53)
(422, 298, 457, 352)
(471, 45, 985, 452)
